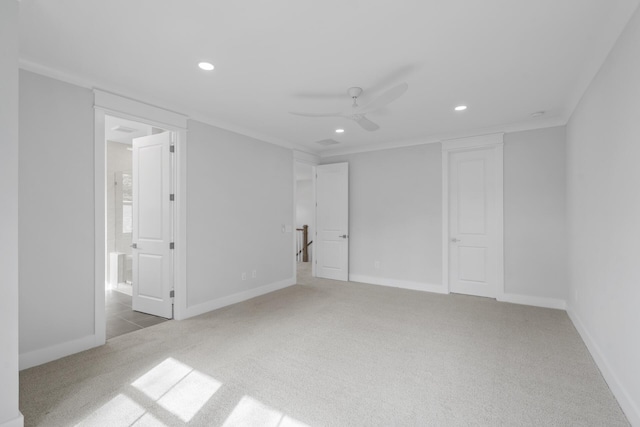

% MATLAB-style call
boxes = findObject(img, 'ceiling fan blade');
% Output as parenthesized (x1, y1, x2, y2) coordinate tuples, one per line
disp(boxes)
(357, 82, 408, 114)
(289, 111, 343, 118)
(353, 115, 380, 131)
(292, 91, 346, 99)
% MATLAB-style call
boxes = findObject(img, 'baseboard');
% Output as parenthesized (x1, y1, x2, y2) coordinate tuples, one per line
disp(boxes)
(348, 274, 448, 295)
(0, 414, 23, 427)
(19, 334, 100, 370)
(498, 293, 567, 310)
(184, 277, 296, 319)
(567, 306, 640, 426)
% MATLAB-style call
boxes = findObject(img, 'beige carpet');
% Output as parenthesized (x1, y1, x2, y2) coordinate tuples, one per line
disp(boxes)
(20, 265, 629, 426)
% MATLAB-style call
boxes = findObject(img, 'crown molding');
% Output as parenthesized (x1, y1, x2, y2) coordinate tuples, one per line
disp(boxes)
(318, 115, 567, 158)
(19, 57, 568, 160)
(19, 57, 318, 156)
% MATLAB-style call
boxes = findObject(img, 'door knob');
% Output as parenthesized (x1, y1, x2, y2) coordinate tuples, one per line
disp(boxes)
(450, 238, 460, 243)
(131, 243, 138, 249)
(339, 235, 349, 239)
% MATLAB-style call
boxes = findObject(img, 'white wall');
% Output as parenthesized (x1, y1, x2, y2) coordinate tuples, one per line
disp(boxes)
(0, 0, 23, 425)
(322, 144, 442, 290)
(566, 4, 640, 424)
(323, 127, 567, 302)
(19, 71, 96, 361)
(185, 120, 295, 316)
(504, 127, 567, 303)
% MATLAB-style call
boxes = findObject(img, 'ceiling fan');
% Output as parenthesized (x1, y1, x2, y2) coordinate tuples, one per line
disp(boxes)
(289, 82, 408, 131)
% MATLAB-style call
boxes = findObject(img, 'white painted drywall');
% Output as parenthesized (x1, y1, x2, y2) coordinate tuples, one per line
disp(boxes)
(0, 0, 23, 425)
(504, 127, 567, 300)
(322, 144, 442, 288)
(19, 71, 96, 356)
(323, 128, 568, 302)
(186, 120, 294, 312)
(566, 4, 640, 424)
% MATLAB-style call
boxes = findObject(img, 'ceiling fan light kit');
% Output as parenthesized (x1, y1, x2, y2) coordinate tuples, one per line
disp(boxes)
(290, 82, 408, 132)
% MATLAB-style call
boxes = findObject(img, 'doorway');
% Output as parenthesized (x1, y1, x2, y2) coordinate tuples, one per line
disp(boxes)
(104, 115, 171, 339)
(295, 161, 315, 283)
(442, 133, 504, 299)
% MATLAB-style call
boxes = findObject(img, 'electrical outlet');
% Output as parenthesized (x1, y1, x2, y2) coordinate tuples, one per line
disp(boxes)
(252, 270, 257, 278)
(374, 261, 380, 269)
(241, 272, 247, 281)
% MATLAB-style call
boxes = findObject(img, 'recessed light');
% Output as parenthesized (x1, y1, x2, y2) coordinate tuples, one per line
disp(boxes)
(531, 111, 545, 118)
(335, 129, 345, 133)
(198, 62, 215, 71)
(454, 105, 467, 111)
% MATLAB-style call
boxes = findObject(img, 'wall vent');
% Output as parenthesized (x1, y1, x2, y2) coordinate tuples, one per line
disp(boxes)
(111, 125, 138, 133)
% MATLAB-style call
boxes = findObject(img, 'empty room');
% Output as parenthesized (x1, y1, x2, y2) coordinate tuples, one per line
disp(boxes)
(2, 0, 640, 426)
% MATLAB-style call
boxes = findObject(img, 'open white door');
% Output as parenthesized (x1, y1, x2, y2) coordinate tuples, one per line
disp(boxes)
(316, 163, 349, 281)
(448, 146, 500, 298)
(132, 132, 173, 318)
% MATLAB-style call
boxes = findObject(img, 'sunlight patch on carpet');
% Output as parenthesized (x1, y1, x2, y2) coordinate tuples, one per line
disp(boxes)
(222, 396, 309, 427)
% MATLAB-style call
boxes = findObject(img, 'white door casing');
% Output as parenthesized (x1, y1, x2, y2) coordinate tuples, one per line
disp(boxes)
(316, 162, 349, 281)
(442, 134, 504, 299)
(132, 132, 174, 318)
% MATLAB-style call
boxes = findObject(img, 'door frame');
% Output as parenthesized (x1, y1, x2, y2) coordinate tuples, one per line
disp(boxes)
(293, 151, 319, 278)
(441, 133, 504, 298)
(93, 90, 188, 345)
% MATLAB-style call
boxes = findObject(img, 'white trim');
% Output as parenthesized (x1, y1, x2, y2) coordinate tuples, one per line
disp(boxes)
(19, 60, 317, 155)
(19, 334, 99, 370)
(20, 58, 572, 160)
(94, 109, 106, 346)
(0, 414, 24, 427)
(349, 275, 448, 295)
(293, 149, 321, 164)
(441, 132, 505, 151)
(174, 129, 188, 320)
(498, 293, 567, 310)
(184, 278, 296, 319)
(94, 89, 187, 130)
(94, 93, 188, 328)
(319, 117, 566, 158)
(567, 306, 640, 426)
(441, 133, 504, 298)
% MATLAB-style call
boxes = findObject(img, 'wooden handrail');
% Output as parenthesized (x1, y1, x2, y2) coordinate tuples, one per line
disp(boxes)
(296, 225, 311, 262)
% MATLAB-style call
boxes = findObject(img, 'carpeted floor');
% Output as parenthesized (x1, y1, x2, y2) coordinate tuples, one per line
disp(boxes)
(20, 265, 629, 426)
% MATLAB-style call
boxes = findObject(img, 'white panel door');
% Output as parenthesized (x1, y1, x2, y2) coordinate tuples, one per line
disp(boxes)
(132, 132, 173, 318)
(316, 163, 349, 281)
(449, 148, 498, 298)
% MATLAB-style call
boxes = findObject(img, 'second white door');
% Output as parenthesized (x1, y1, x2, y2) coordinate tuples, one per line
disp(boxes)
(316, 163, 349, 281)
(448, 147, 500, 298)
(132, 132, 174, 319)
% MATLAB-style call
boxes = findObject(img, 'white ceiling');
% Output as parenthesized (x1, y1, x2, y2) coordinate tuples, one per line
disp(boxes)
(19, 0, 639, 156)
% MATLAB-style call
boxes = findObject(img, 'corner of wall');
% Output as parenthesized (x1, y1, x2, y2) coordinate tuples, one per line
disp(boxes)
(184, 277, 297, 320)
(566, 305, 640, 426)
(19, 334, 100, 371)
(348, 275, 448, 295)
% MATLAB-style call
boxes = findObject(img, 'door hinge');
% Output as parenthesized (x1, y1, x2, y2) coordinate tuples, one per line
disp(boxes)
(170, 290, 175, 298)
(170, 144, 175, 153)
(170, 242, 175, 249)
(170, 193, 175, 201)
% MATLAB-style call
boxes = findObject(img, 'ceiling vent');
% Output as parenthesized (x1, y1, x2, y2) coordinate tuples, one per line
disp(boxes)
(315, 139, 340, 146)
(111, 125, 138, 133)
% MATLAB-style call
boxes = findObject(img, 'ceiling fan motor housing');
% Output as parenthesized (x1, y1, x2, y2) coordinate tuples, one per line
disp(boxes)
(348, 87, 363, 98)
